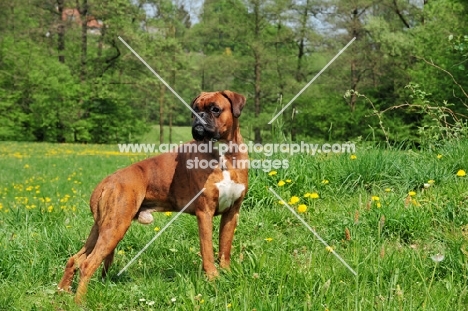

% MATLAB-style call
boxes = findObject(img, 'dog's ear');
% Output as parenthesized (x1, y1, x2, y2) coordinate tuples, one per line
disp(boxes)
(191, 94, 202, 108)
(221, 90, 246, 118)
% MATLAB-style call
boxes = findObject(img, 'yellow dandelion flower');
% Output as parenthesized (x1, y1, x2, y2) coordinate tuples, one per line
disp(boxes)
(117, 250, 125, 255)
(278, 200, 285, 205)
(321, 179, 329, 184)
(376, 202, 381, 208)
(456, 169, 466, 177)
(24, 164, 30, 169)
(285, 179, 292, 183)
(437, 154, 443, 159)
(304, 193, 311, 198)
(411, 199, 420, 207)
(371, 196, 380, 201)
(278, 180, 286, 187)
(0, 203, 3, 210)
(297, 204, 307, 213)
(264, 237, 273, 242)
(309, 192, 319, 199)
(154, 227, 160, 232)
(408, 191, 416, 196)
(47, 205, 53, 213)
(384, 188, 392, 192)
(427, 179, 435, 184)
(350, 154, 357, 160)
(164, 212, 172, 216)
(268, 171, 277, 176)
(325, 246, 334, 253)
(289, 196, 300, 204)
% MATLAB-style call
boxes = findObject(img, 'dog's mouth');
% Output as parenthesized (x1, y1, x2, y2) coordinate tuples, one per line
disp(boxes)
(193, 125, 205, 140)
(192, 125, 206, 141)
(192, 124, 221, 142)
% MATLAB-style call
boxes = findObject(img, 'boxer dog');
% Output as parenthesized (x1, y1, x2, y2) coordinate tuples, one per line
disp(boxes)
(58, 90, 248, 303)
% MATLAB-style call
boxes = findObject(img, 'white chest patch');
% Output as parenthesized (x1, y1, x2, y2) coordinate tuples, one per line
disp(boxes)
(215, 170, 245, 212)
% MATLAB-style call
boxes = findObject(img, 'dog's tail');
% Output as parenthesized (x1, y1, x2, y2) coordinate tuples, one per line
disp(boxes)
(90, 179, 144, 224)
(90, 184, 107, 224)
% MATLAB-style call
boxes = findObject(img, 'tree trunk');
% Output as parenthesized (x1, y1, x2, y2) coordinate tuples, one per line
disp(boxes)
(422, 0, 428, 24)
(98, 22, 106, 58)
(56, 0, 65, 63)
(254, 50, 262, 143)
(350, 59, 358, 111)
(169, 25, 176, 144)
(349, 7, 360, 112)
(78, 0, 88, 82)
(159, 84, 166, 144)
(296, 0, 309, 83)
(253, 1, 262, 144)
(291, 106, 297, 141)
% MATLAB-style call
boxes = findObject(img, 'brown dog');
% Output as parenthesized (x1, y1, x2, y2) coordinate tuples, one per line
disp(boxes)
(58, 91, 248, 303)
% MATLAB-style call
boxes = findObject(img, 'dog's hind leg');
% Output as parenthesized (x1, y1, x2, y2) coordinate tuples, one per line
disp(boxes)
(74, 216, 132, 303)
(58, 223, 99, 293)
(101, 250, 115, 279)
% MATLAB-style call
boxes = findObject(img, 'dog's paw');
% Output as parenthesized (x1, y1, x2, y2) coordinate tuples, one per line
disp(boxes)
(205, 269, 219, 281)
(137, 211, 154, 224)
(57, 286, 72, 294)
(219, 254, 231, 270)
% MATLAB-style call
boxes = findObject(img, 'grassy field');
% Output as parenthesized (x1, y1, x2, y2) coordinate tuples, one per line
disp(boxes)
(139, 125, 254, 144)
(139, 126, 192, 144)
(1, 140, 468, 310)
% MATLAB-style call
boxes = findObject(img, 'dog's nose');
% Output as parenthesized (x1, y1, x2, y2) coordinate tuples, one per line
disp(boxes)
(194, 112, 206, 125)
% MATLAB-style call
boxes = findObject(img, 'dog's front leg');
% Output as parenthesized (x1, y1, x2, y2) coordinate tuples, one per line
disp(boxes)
(218, 201, 241, 270)
(196, 210, 218, 279)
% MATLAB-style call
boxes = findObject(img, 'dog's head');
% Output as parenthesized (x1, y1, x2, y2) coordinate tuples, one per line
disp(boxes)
(191, 90, 246, 142)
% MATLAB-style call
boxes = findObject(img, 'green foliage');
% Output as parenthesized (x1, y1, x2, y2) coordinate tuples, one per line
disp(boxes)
(1, 0, 468, 144)
(1, 141, 468, 309)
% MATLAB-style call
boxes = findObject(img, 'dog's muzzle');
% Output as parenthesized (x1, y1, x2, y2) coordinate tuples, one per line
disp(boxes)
(192, 112, 219, 141)
(192, 125, 205, 141)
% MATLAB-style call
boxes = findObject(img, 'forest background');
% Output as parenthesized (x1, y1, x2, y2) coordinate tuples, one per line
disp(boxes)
(1, 0, 467, 145)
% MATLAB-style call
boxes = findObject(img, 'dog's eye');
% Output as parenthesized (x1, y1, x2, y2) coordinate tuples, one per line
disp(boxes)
(211, 107, 221, 114)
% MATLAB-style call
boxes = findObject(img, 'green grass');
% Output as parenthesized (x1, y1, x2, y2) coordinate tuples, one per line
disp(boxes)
(1, 141, 468, 310)
(139, 125, 192, 144)
(139, 125, 255, 144)
(140, 125, 192, 144)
